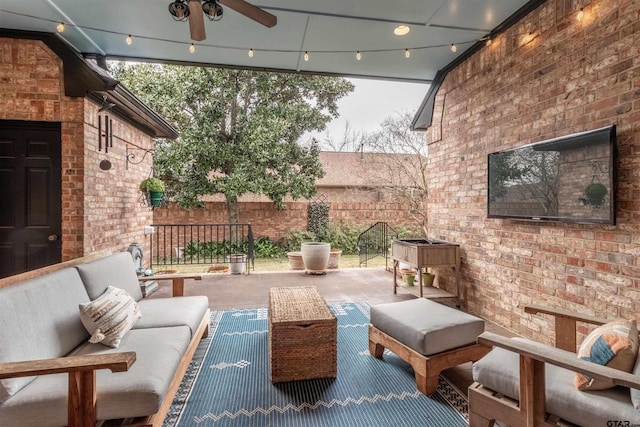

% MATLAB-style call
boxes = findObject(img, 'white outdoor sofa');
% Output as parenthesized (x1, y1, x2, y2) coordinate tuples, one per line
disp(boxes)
(0, 252, 210, 427)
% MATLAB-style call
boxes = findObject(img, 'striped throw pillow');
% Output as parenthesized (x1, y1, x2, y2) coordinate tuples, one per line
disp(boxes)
(79, 286, 141, 348)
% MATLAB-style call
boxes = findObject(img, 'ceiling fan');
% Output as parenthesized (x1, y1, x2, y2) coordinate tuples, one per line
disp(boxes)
(169, 0, 277, 42)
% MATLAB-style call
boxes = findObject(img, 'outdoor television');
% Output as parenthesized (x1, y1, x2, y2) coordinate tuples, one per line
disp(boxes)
(487, 125, 616, 225)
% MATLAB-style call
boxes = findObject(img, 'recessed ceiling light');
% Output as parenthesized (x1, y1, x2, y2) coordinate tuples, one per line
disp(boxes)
(394, 25, 410, 36)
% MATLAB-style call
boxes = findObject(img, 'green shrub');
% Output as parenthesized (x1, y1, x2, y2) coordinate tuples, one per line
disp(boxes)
(323, 223, 362, 255)
(283, 230, 317, 252)
(254, 236, 287, 258)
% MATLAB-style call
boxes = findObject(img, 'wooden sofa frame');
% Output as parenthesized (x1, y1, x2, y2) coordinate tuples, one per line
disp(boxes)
(0, 254, 209, 427)
(468, 304, 640, 427)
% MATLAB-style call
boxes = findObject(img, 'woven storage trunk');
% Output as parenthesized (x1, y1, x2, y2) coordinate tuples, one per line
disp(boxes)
(268, 286, 337, 383)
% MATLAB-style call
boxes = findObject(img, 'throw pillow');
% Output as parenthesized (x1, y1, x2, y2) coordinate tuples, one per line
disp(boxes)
(574, 319, 639, 391)
(79, 286, 141, 348)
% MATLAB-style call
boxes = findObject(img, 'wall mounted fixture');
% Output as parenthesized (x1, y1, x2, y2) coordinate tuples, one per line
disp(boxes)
(126, 146, 155, 170)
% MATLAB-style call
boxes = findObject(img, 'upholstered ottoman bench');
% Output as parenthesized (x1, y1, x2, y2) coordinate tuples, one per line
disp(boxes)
(369, 298, 490, 396)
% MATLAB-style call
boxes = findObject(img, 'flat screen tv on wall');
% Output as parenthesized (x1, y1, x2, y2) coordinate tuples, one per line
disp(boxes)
(487, 125, 616, 225)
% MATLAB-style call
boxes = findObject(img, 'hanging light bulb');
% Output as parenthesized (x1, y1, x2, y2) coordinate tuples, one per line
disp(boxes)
(248, 48, 254, 58)
(126, 35, 133, 45)
(189, 43, 195, 53)
(451, 44, 457, 52)
(356, 51, 362, 61)
(522, 31, 533, 44)
(304, 51, 309, 61)
(576, 8, 584, 21)
(485, 38, 492, 47)
(404, 48, 411, 58)
(56, 22, 65, 33)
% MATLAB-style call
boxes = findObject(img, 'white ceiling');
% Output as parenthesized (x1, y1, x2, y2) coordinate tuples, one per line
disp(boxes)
(0, 0, 534, 83)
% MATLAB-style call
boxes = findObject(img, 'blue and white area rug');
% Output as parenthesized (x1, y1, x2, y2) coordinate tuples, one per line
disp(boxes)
(164, 303, 469, 427)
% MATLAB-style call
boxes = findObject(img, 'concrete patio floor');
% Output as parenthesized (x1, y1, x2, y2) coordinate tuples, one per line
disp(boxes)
(147, 266, 513, 400)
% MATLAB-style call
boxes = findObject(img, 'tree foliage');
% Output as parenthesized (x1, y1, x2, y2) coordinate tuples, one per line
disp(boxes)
(109, 63, 354, 222)
(359, 111, 429, 235)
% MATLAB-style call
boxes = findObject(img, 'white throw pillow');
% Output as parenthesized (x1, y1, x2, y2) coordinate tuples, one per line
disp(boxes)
(79, 286, 141, 348)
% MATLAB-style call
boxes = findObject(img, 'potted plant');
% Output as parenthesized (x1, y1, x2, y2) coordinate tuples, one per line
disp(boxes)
(328, 248, 342, 269)
(583, 182, 607, 207)
(139, 177, 165, 207)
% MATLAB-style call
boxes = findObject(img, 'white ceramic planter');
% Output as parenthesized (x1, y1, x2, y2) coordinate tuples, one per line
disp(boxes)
(300, 242, 331, 274)
(227, 253, 246, 274)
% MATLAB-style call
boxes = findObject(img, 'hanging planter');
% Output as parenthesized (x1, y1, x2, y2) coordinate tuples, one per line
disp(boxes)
(139, 177, 165, 207)
(583, 182, 607, 207)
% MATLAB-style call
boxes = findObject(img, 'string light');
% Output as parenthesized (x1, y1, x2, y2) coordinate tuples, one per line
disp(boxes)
(404, 48, 410, 58)
(6, 9, 496, 60)
(576, 8, 584, 21)
(303, 51, 309, 61)
(522, 31, 533, 44)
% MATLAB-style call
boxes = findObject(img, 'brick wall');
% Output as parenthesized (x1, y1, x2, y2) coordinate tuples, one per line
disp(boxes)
(153, 198, 419, 241)
(1, 38, 154, 262)
(426, 0, 640, 345)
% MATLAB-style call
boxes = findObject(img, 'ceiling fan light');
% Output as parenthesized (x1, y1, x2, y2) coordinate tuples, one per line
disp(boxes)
(202, 1, 223, 21)
(168, 0, 190, 21)
(394, 25, 410, 36)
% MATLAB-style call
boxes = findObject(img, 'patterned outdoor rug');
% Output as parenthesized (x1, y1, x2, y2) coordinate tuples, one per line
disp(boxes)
(164, 303, 469, 427)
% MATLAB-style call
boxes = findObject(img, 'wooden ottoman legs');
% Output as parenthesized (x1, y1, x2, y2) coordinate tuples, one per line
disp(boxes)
(369, 325, 491, 396)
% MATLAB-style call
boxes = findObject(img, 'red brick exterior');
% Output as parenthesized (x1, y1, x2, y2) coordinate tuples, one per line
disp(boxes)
(1, 38, 155, 261)
(153, 198, 418, 240)
(427, 0, 640, 344)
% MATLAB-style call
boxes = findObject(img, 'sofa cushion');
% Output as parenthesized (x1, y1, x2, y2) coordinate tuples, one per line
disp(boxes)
(473, 338, 639, 426)
(0, 326, 191, 427)
(575, 319, 639, 390)
(135, 296, 209, 337)
(0, 268, 90, 402)
(79, 286, 142, 348)
(370, 298, 484, 356)
(76, 252, 143, 301)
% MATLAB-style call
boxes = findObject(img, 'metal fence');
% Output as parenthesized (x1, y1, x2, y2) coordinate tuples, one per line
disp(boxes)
(357, 221, 397, 269)
(149, 223, 254, 272)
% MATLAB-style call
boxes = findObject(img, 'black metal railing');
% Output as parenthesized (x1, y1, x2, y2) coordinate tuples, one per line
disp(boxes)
(149, 223, 254, 273)
(357, 221, 397, 269)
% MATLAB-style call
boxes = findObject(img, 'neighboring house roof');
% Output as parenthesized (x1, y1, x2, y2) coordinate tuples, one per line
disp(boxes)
(317, 151, 423, 188)
(2, 29, 178, 139)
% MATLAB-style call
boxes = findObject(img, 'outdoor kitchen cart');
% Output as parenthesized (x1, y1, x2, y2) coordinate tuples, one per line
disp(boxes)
(391, 239, 461, 301)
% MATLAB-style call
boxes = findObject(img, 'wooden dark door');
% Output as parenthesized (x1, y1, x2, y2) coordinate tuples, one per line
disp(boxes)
(0, 120, 62, 278)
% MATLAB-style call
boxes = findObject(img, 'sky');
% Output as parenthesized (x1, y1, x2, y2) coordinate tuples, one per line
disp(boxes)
(300, 78, 430, 147)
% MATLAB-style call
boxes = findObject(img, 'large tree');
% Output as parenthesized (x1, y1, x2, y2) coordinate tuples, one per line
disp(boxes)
(110, 63, 354, 223)
(360, 111, 429, 235)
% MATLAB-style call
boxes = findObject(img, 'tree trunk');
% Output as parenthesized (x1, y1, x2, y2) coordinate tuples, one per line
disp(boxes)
(227, 198, 239, 224)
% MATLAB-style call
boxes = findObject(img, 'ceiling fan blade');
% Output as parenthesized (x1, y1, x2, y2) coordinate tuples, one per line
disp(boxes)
(218, 0, 277, 28)
(187, 0, 206, 41)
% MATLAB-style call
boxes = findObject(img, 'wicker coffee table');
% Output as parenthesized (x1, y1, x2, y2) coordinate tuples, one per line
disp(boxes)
(268, 286, 337, 383)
